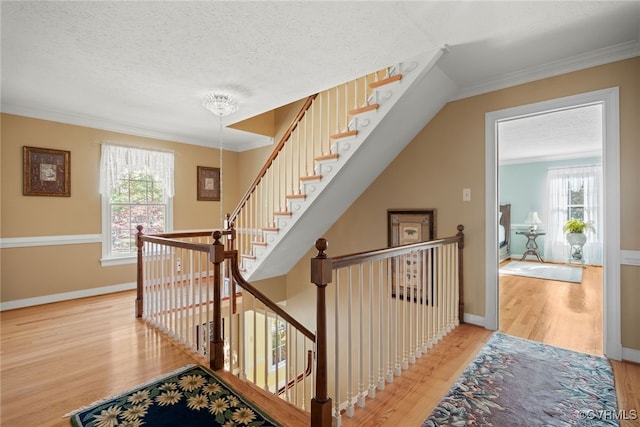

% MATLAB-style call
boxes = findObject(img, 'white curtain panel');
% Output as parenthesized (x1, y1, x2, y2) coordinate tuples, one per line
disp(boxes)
(544, 165, 603, 265)
(99, 144, 175, 201)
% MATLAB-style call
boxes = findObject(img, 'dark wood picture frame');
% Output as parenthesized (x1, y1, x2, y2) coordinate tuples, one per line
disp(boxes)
(23, 146, 71, 197)
(387, 209, 436, 304)
(197, 166, 220, 201)
(388, 209, 435, 247)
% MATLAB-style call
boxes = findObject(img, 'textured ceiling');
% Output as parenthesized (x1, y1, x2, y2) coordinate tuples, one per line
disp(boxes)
(498, 104, 603, 164)
(2, 1, 639, 153)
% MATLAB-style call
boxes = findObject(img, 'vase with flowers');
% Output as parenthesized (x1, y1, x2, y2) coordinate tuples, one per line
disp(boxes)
(563, 218, 595, 265)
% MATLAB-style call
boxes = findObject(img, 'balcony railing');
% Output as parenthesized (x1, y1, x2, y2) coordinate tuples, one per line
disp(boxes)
(136, 225, 464, 426)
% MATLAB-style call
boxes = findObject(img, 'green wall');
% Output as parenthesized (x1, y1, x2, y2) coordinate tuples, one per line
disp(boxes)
(499, 156, 602, 257)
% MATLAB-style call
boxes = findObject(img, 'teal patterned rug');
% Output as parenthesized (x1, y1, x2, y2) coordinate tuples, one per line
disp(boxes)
(423, 333, 618, 426)
(68, 365, 281, 427)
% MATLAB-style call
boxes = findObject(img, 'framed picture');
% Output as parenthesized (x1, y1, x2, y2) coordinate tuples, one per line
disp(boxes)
(388, 209, 436, 304)
(23, 146, 71, 197)
(388, 209, 435, 247)
(197, 166, 220, 201)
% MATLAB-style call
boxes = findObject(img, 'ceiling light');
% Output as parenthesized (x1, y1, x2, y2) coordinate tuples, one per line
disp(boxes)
(202, 92, 239, 117)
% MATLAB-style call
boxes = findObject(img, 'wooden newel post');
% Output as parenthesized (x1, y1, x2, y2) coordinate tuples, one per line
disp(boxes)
(224, 213, 236, 252)
(310, 238, 333, 427)
(224, 215, 238, 314)
(135, 225, 144, 318)
(456, 225, 465, 324)
(210, 230, 225, 370)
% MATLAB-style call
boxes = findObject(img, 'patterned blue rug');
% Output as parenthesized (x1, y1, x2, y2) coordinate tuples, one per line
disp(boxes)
(68, 364, 281, 427)
(423, 333, 618, 426)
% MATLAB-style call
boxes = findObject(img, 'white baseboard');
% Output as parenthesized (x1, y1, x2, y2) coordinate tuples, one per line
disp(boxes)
(622, 346, 640, 364)
(463, 313, 485, 327)
(0, 282, 136, 311)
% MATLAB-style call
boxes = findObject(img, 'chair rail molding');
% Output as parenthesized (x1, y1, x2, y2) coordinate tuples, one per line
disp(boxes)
(0, 233, 102, 248)
(621, 250, 640, 267)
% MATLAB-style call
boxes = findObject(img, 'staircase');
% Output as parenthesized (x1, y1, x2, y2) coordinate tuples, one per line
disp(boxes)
(231, 47, 458, 281)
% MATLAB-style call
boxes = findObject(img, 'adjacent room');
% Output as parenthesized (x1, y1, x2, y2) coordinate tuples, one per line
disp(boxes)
(497, 103, 604, 355)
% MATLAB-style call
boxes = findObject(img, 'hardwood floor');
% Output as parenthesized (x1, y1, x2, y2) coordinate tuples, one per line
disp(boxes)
(1, 280, 638, 426)
(499, 261, 603, 356)
(0, 291, 308, 427)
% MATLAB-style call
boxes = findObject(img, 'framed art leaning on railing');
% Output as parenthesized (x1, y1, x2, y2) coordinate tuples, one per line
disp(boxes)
(387, 209, 436, 303)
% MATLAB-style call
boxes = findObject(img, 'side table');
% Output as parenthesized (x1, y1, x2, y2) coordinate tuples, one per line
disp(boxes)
(516, 231, 545, 262)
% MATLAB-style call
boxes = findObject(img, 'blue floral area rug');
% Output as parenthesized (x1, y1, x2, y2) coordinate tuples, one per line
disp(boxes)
(68, 364, 281, 427)
(423, 333, 619, 426)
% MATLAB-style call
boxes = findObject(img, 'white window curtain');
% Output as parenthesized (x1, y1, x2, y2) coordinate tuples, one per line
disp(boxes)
(544, 165, 602, 265)
(99, 144, 175, 200)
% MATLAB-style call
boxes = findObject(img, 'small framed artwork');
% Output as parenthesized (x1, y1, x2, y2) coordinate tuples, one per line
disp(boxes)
(23, 146, 71, 197)
(388, 209, 436, 304)
(388, 209, 435, 247)
(197, 166, 220, 201)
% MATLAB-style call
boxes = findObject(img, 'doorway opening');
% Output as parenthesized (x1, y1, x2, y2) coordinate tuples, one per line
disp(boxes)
(497, 104, 603, 355)
(484, 88, 622, 360)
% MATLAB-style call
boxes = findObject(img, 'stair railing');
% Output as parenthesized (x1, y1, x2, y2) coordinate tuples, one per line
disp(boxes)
(136, 224, 465, 426)
(228, 65, 402, 270)
(310, 226, 465, 427)
(135, 227, 317, 411)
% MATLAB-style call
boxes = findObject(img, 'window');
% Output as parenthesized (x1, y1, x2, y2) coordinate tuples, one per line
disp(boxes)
(544, 165, 602, 265)
(270, 317, 287, 368)
(567, 184, 585, 221)
(100, 144, 174, 264)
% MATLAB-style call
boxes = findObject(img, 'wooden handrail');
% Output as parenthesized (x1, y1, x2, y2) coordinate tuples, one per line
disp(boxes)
(309, 226, 465, 426)
(139, 235, 211, 252)
(330, 234, 462, 269)
(277, 350, 314, 396)
(229, 94, 318, 223)
(227, 250, 316, 341)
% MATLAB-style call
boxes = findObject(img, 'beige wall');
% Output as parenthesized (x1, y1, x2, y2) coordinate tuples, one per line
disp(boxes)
(0, 114, 239, 302)
(285, 57, 640, 351)
(1, 58, 638, 351)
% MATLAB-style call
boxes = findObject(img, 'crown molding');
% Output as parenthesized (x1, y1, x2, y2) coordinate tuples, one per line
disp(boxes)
(499, 149, 602, 166)
(0, 103, 271, 152)
(453, 40, 640, 101)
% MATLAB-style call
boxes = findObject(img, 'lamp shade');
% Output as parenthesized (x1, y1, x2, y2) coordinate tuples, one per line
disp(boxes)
(524, 211, 542, 225)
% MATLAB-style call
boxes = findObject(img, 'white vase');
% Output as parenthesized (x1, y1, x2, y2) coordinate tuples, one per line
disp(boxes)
(566, 232, 587, 263)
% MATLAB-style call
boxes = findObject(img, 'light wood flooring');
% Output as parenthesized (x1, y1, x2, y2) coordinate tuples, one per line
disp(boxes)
(499, 261, 603, 356)
(1, 268, 639, 426)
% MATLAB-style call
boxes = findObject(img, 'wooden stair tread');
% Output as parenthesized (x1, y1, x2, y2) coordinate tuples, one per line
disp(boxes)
(349, 103, 379, 115)
(251, 241, 267, 246)
(262, 227, 279, 232)
(273, 211, 293, 216)
(241, 254, 256, 260)
(315, 153, 339, 161)
(286, 194, 306, 200)
(369, 74, 402, 88)
(330, 129, 357, 139)
(300, 175, 321, 181)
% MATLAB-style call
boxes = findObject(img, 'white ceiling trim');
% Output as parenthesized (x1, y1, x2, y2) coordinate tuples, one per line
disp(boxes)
(4, 41, 637, 152)
(498, 149, 602, 166)
(452, 39, 640, 101)
(0, 102, 273, 152)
